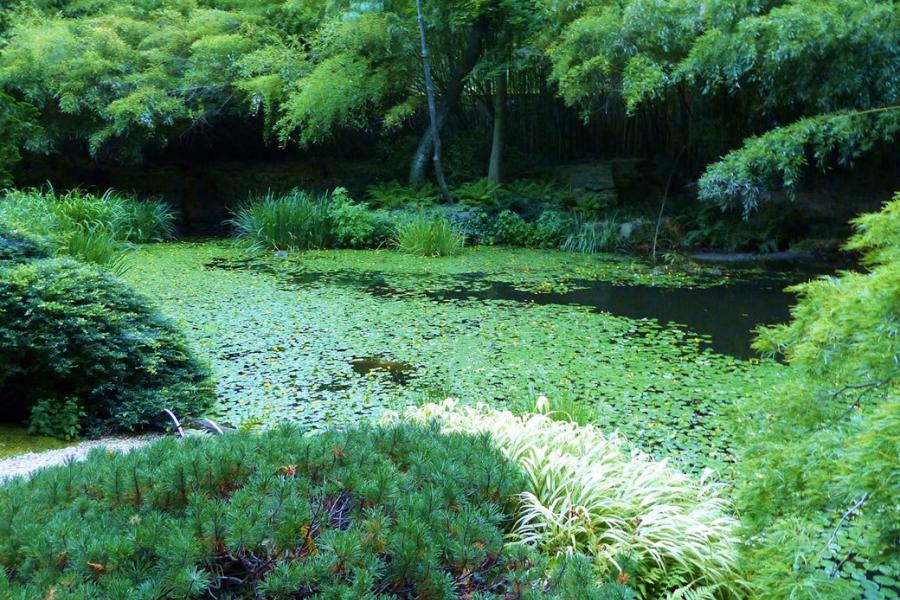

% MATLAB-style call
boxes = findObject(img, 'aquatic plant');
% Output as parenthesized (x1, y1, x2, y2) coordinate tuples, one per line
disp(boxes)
(389, 400, 743, 599)
(393, 214, 464, 257)
(124, 242, 773, 471)
(229, 189, 332, 251)
(0, 424, 630, 598)
(0, 255, 213, 437)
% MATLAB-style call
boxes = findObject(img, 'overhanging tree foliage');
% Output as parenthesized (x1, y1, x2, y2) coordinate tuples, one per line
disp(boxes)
(544, 0, 898, 211)
(0, 0, 895, 204)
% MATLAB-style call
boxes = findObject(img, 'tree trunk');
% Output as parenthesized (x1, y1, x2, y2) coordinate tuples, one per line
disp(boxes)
(415, 0, 452, 203)
(408, 16, 486, 185)
(487, 71, 506, 183)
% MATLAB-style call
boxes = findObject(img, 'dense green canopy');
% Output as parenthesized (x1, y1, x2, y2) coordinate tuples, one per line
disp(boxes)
(0, 0, 895, 208)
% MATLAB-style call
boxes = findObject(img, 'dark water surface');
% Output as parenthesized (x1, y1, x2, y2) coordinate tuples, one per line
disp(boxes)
(206, 255, 833, 359)
(428, 268, 831, 359)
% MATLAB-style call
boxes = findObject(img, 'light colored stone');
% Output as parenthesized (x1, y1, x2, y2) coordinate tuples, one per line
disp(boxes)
(0, 434, 161, 482)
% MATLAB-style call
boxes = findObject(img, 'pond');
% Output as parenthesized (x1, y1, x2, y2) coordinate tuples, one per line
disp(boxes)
(125, 243, 820, 472)
(428, 276, 799, 359)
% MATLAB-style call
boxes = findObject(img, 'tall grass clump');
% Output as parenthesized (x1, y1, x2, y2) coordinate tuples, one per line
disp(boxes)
(229, 189, 332, 251)
(389, 400, 743, 599)
(393, 214, 464, 257)
(562, 213, 622, 253)
(61, 223, 130, 275)
(0, 187, 175, 270)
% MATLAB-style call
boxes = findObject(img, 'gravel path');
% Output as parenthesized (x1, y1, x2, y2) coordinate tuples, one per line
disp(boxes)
(0, 434, 162, 482)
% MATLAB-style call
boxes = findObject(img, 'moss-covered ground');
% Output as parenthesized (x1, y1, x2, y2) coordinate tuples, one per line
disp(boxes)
(0, 425, 74, 459)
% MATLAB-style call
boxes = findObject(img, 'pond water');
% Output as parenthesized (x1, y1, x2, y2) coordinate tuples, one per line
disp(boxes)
(429, 276, 798, 359)
(125, 243, 815, 472)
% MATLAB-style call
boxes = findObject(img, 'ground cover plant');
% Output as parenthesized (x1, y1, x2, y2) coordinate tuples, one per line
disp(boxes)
(0, 424, 642, 599)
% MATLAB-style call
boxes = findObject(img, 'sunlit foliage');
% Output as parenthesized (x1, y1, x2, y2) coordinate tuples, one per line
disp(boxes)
(737, 197, 900, 598)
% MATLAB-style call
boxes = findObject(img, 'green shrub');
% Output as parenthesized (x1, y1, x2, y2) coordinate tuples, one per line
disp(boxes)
(0, 257, 214, 436)
(393, 214, 464, 257)
(462, 207, 497, 245)
(229, 189, 332, 251)
(535, 210, 572, 248)
(28, 397, 84, 440)
(0, 425, 509, 596)
(494, 209, 538, 247)
(390, 400, 743, 599)
(366, 180, 439, 209)
(0, 224, 50, 263)
(328, 187, 380, 248)
(735, 196, 900, 599)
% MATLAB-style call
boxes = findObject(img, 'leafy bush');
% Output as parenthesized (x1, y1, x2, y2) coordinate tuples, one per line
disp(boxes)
(735, 196, 900, 598)
(366, 180, 439, 209)
(393, 214, 464, 257)
(495, 209, 538, 247)
(229, 189, 332, 251)
(535, 210, 572, 248)
(328, 187, 383, 248)
(454, 207, 497, 245)
(0, 224, 50, 262)
(390, 400, 743, 599)
(0, 256, 214, 436)
(0, 187, 175, 270)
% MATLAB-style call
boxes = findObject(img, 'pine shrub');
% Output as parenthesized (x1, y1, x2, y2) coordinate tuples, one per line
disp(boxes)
(0, 255, 213, 437)
(0, 425, 519, 597)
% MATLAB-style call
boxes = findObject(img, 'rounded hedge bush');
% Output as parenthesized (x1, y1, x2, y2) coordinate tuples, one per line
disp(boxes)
(0, 254, 214, 437)
(0, 424, 631, 599)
